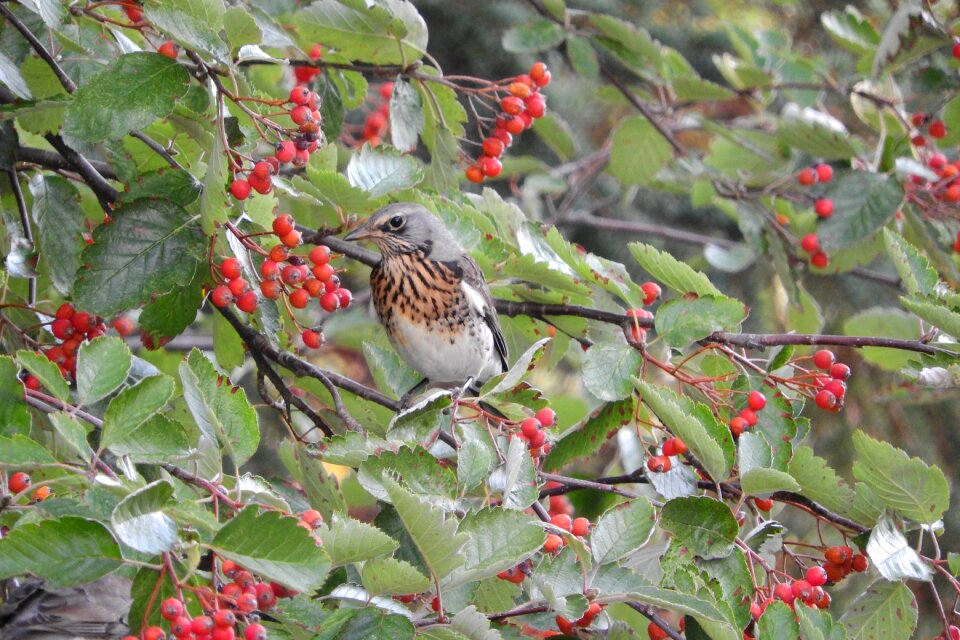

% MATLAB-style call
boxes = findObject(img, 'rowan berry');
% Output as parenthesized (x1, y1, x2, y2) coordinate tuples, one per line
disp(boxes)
(171, 616, 192, 637)
(929, 120, 947, 139)
(244, 624, 267, 640)
(535, 407, 556, 427)
(805, 565, 828, 587)
(524, 95, 546, 119)
(813, 349, 835, 369)
(465, 166, 484, 183)
(550, 514, 572, 531)
(815, 163, 833, 182)
(740, 408, 758, 426)
(144, 626, 166, 640)
(647, 455, 671, 473)
(747, 390, 766, 411)
(571, 517, 590, 536)
(852, 553, 869, 572)
(800, 233, 820, 253)
(320, 291, 340, 313)
(230, 179, 251, 200)
(236, 291, 258, 313)
(774, 582, 795, 604)
(814, 198, 834, 218)
(500, 96, 524, 115)
(211, 285, 234, 308)
(479, 156, 502, 178)
(51, 318, 75, 340)
(797, 167, 817, 186)
(810, 251, 829, 268)
(641, 281, 662, 305)
(647, 622, 669, 640)
(280, 230, 302, 248)
(160, 597, 184, 621)
(543, 534, 563, 553)
(8, 472, 30, 494)
(213, 610, 236, 628)
(754, 497, 774, 511)
(31, 486, 50, 501)
(192, 617, 215, 635)
(158, 41, 178, 59)
(302, 329, 323, 349)
(729, 416, 749, 437)
(212, 628, 235, 640)
(824, 545, 853, 565)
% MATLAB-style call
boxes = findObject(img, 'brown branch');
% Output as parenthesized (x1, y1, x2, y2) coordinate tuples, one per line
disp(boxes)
(248, 348, 334, 437)
(626, 603, 685, 640)
(129, 130, 185, 171)
(707, 331, 952, 357)
(159, 463, 241, 510)
(16, 146, 119, 180)
(44, 133, 118, 209)
(0, 3, 77, 94)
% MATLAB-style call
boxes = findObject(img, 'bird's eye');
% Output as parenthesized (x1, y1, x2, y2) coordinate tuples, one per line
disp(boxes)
(388, 215, 404, 229)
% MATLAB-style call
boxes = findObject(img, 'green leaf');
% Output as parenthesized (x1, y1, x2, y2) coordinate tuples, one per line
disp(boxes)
(16, 349, 70, 403)
(312, 607, 415, 640)
(588, 15, 662, 70)
(449, 605, 502, 640)
(629, 242, 723, 297)
(322, 516, 399, 566)
(532, 113, 577, 161)
(111, 480, 177, 554)
(361, 557, 431, 596)
(224, 6, 262, 49)
(482, 338, 550, 396)
(210, 506, 330, 592)
(48, 412, 92, 463)
(655, 296, 747, 347)
(608, 116, 674, 185)
(840, 580, 916, 640)
(659, 496, 738, 559)
(76, 337, 132, 405)
(29, 175, 84, 295)
(777, 107, 857, 160)
(212, 311, 245, 370)
(346, 144, 423, 197)
(381, 475, 468, 580)
(544, 398, 635, 472)
(106, 414, 192, 463)
(881, 229, 938, 296)
(199, 119, 229, 234)
(900, 296, 960, 346)
(389, 79, 423, 152)
(591, 498, 656, 565)
(298, 0, 428, 65)
(457, 438, 496, 491)
(739, 433, 800, 495)
(500, 434, 539, 510)
(363, 341, 420, 400)
(0, 357, 30, 436)
(565, 35, 599, 79)
(101, 374, 175, 450)
(502, 18, 566, 53)
(759, 601, 800, 640)
(73, 198, 205, 317)
(145, 0, 229, 62)
(63, 53, 190, 141)
(447, 508, 545, 585)
(358, 447, 457, 502)
(818, 172, 902, 251)
(796, 604, 847, 640)
(179, 349, 260, 468)
(581, 344, 643, 401)
(627, 585, 739, 640)
(278, 439, 346, 520)
(0, 435, 56, 465)
(0, 517, 121, 588)
(821, 7, 880, 54)
(123, 170, 202, 207)
(842, 307, 919, 371)
(138, 276, 205, 341)
(851, 431, 949, 524)
(788, 446, 857, 518)
(635, 380, 734, 482)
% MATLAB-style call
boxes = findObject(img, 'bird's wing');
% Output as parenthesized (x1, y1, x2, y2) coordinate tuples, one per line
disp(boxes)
(446, 255, 508, 373)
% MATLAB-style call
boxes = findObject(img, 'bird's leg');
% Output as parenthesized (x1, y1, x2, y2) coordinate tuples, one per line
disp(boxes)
(399, 377, 430, 410)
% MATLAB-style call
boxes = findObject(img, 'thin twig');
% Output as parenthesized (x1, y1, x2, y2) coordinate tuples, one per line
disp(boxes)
(129, 130, 185, 171)
(16, 146, 119, 180)
(707, 331, 952, 357)
(248, 348, 333, 437)
(44, 134, 118, 209)
(626, 602, 684, 640)
(0, 3, 77, 93)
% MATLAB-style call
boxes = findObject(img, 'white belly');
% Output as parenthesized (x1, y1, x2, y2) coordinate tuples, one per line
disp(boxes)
(389, 314, 499, 384)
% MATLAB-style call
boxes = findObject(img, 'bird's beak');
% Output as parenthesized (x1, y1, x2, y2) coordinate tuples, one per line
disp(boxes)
(343, 223, 374, 242)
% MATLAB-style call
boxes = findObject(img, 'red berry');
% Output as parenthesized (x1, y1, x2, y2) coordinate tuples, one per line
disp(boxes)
(244, 624, 267, 640)
(272, 214, 294, 237)
(815, 164, 833, 183)
(287, 288, 310, 309)
(754, 497, 774, 512)
(529, 62, 548, 82)
(812, 349, 835, 369)
(479, 155, 502, 178)
(929, 120, 947, 139)
(482, 137, 505, 158)
(729, 416, 748, 437)
(810, 251, 829, 268)
(212, 628, 235, 640)
(252, 161, 272, 179)
(312, 263, 334, 282)
(571, 517, 590, 536)
(824, 545, 853, 565)
(525, 95, 546, 119)
(320, 291, 340, 313)
(211, 285, 234, 308)
(800, 233, 820, 253)
(747, 390, 766, 411)
(646, 622, 669, 640)
(51, 317, 75, 340)
(740, 408, 758, 427)
(290, 86, 310, 105)
(465, 165, 484, 183)
(773, 582, 795, 604)
(640, 281, 661, 305)
(248, 172, 272, 194)
(490, 128, 513, 146)
(791, 579, 813, 602)
(500, 96, 524, 115)
(520, 417, 541, 439)
(823, 378, 846, 400)
(55, 303, 75, 320)
(275, 141, 296, 164)
(911, 134, 926, 146)
(213, 610, 236, 628)
(669, 437, 688, 455)
(144, 626, 166, 640)
(830, 363, 851, 380)
(805, 566, 828, 587)
(953, 42, 960, 59)
(230, 179, 251, 200)
(814, 198, 834, 218)
(123, 3, 143, 22)
(852, 553, 869, 572)
(280, 230, 302, 248)
(815, 389, 837, 411)
(504, 117, 525, 135)
(191, 617, 214, 636)
(750, 603, 762, 620)
(303, 278, 324, 297)
(576, 602, 602, 627)
(308, 245, 331, 266)
(797, 167, 817, 186)
(158, 41, 178, 59)
(945, 185, 960, 203)
(8, 472, 30, 494)
(280, 265, 303, 286)
(334, 287, 353, 309)
(646, 455, 671, 473)
(171, 616, 192, 637)
(221, 258, 242, 280)
(534, 70, 551, 87)
(302, 329, 323, 349)
(543, 534, 563, 553)
(72, 312, 92, 334)
(160, 597, 184, 621)
(236, 291, 258, 313)
(111, 315, 135, 337)
(535, 407, 556, 427)
(290, 105, 311, 126)
(911, 112, 926, 127)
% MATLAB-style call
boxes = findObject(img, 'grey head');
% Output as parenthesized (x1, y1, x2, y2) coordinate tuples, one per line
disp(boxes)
(343, 203, 465, 261)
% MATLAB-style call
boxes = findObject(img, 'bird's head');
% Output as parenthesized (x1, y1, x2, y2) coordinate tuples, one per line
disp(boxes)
(344, 203, 462, 260)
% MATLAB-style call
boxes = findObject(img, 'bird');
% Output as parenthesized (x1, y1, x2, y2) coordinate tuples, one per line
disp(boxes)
(344, 203, 508, 398)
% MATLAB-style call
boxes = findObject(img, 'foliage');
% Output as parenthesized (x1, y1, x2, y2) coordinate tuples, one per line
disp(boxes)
(0, 1, 959, 639)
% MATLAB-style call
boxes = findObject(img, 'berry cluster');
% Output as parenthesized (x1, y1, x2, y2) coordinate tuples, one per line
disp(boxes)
(624, 281, 662, 344)
(796, 163, 834, 269)
(350, 83, 393, 149)
(517, 407, 556, 459)
(211, 216, 352, 348)
(900, 112, 960, 246)
(27, 303, 112, 387)
(554, 602, 603, 635)
(821, 544, 869, 583)
(647, 618, 685, 640)
(228, 88, 324, 201)
(810, 349, 850, 412)
(464, 62, 551, 183)
(646, 436, 688, 474)
(293, 44, 324, 84)
(5, 471, 50, 503)
(729, 389, 767, 438)
(542, 512, 591, 554)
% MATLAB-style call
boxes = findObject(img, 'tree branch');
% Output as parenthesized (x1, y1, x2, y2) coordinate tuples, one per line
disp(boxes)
(248, 348, 334, 437)
(0, 3, 77, 94)
(44, 133, 118, 209)
(707, 330, 951, 357)
(16, 146, 119, 180)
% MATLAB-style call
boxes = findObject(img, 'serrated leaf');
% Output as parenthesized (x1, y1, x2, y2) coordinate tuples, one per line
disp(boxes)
(106, 414, 191, 463)
(842, 307, 919, 371)
(636, 380, 734, 482)
(581, 344, 642, 401)
(323, 517, 399, 566)
(778, 105, 856, 160)
(29, 175, 84, 295)
(447, 508, 545, 586)
(111, 480, 177, 554)
(358, 447, 457, 503)
(499, 435, 538, 510)
(609, 116, 674, 184)
(759, 601, 800, 640)
(101, 374, 175, 450)
(48, 412, 92, 463)
(361, 556, 431, 596)
(145, 0, 229, 62)
(852, 431, 949, 524)
(796, 604, 847, 640)
(627, 585, 739, 640)
(630, 242, 723, 297)
(819, 173, 902, 252)
(900, 296, 960, 343)
(544, 398, 634, 472)
(313, 603, 415, 638)
(224, 6, 262, 49)
(346, 145, 423, 197)
(457, 438, 496, 490)
(0, 517, 121, 588)
(840, 580, 916, 640)
(502, 19, 566, 53)
(821, 7, 880, 54)
(381, 475, 467, 580)
(76, 337, 131, 405)
(210, 507, 330, 592)
(73, 198, 205, 317)
(179, 349, 259, 467)
(482, 338, 550, 396)
(591, 498, 655, 565)
(63, 53, 190, 141)
(16, 349, 70, 403)
(0, 357, 30, 437)
(660, 496, 738, 559)
(298, 0, 428, 65)
(865, 514, 933, 581)
(788, 446, 857, 518)
(655, 296, 747, 347)
(882, 229, 938, 296)
(278, 439, 346, 520)
(0, 435, 57, 465)
(450, 605, 502, 640)
(739, 433, 800, 495)
(389, 79, 423, 152)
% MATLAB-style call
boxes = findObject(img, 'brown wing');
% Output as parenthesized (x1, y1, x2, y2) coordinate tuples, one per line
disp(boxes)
(444, 255, 508, 373)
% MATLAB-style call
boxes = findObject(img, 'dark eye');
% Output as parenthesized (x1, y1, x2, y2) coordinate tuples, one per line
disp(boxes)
(388, 215, 404, 229)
